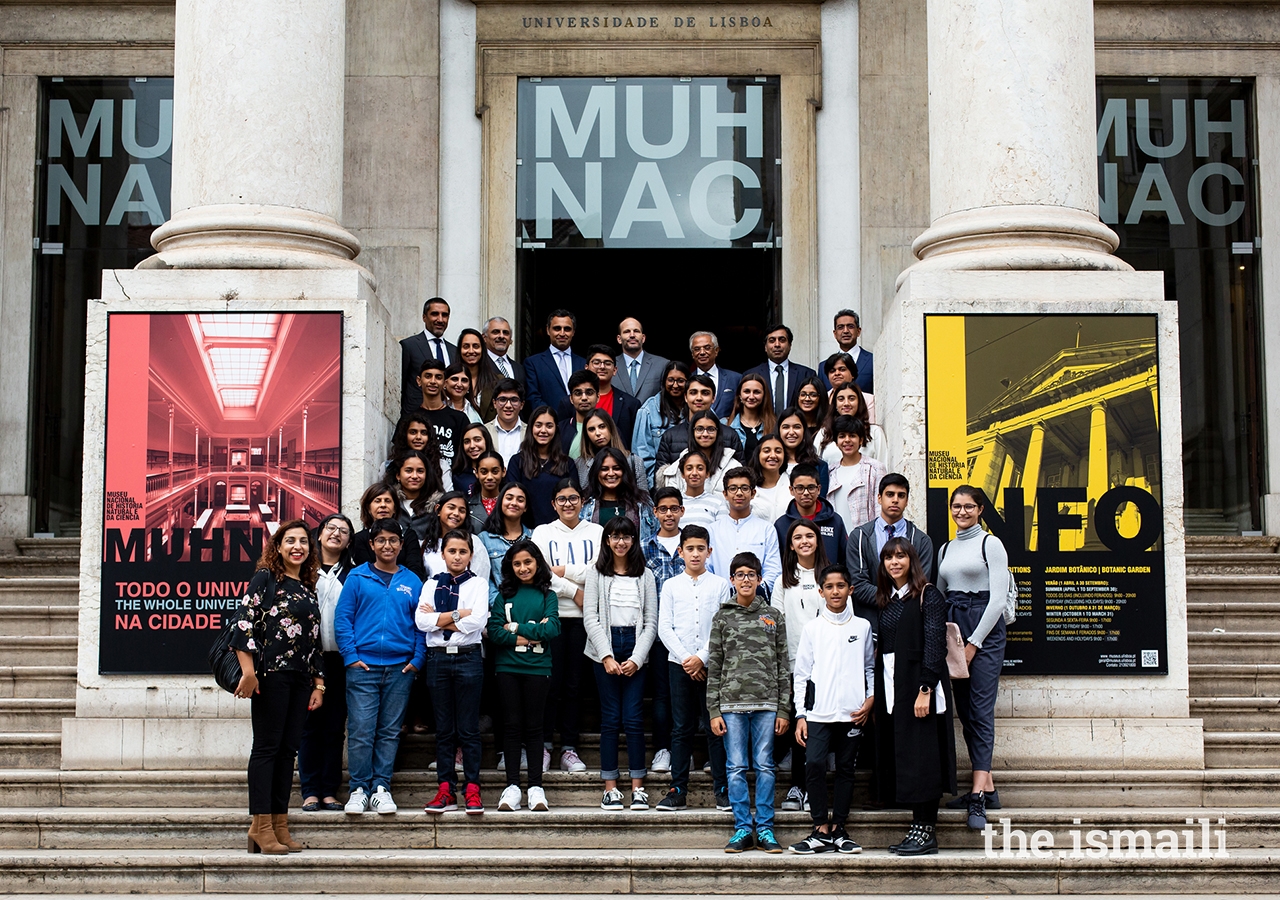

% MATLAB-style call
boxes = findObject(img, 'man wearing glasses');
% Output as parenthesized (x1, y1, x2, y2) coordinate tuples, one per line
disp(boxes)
(773, 464, 848, 567)
(485, 378, 526, 466)
(706, 468, 782, 592)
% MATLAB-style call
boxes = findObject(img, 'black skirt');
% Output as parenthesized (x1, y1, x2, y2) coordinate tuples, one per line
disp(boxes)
(887, 593, 958, 804)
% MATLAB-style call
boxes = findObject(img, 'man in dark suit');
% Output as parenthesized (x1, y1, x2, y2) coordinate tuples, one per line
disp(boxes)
(483, 316, 524, 385)
(558, 344, 643, 448)
(819, 308, 874, 395)
(743, 324, 818, 414)
(689, 330, 741, 419)
(400, 297, 459, 415)
(614, 317, 669, 405)
(846, 472, 934, 636)
(523, 308, 585, 412)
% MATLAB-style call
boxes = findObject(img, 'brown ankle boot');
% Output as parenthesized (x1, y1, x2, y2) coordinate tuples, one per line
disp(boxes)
(271, 813, 303, 852)
(247, 813, 289, 854)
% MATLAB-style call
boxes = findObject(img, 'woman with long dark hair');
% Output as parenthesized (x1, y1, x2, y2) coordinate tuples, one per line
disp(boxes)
(420, 490, 490, 583)
(875, 537, 956, 855)
(631, 360, 691, 486)
(654, 411, 738, 495)
(575, 409, 646, 487)
(725, 373, 776, 459)
(794, 376, 829, 432)
(299, 513, 354, 813)
(388, 412, 451, 491)
(351, 482, 425, 579)
(457, 327, 502, 421)
(580, 446, 659, 543)
(443, 361, 484, 425)
(747, 434, 790, 523)
(508, 406, 579, 527)
(452, 421, 496, 498)
(818, 382, 888, 469)
(231, 519, 324, 854)
(387, 449, 445, 542)
(777, 407, 829, 497)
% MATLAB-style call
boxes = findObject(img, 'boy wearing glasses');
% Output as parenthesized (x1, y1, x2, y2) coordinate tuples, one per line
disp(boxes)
(656, 525, 731, 811)
(773, 463, 848, 566)
(484, 378, 526, 465)
(707, 552, 791, 853)
(707, 468, 782, 591)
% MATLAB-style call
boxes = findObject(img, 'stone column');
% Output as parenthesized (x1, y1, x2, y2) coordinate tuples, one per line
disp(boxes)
(1087, 402, 1110, 501)
(1022, 420, 1046, 550)
(905, 0, 1131, 279)
(146, 0, 361, 269)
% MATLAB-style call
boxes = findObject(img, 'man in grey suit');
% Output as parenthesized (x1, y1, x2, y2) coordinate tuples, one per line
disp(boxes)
(401, 297, 459, 415)
(846, 472, 934, 636)
(613, 317, 668, 404)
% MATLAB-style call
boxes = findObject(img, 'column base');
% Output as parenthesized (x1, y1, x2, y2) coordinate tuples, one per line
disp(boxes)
(899, 206, 1131, 289)
(146, 204, 367, 274)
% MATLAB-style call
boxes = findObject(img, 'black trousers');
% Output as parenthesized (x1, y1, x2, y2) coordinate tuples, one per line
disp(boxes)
(297, 652, 347, 800)
(500, 671, 550, 788)
(912, 801, 939, 827)
(248, 670, 310, 815)
(544, 617, 586, 748)
(804, 721, 861, 828)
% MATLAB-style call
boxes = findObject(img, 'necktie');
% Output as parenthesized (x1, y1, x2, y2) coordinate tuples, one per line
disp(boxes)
(433, 338, 444, 362)
(885, 523, 896, 543)
(496, 356, 510, 377)
(557, 351, 571, 385)
(629, 359, 640, 393)
(774, 364, 786, 413)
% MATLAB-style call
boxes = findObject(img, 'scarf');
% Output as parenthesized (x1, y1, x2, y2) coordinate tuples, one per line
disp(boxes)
(433, 569, 476, 641)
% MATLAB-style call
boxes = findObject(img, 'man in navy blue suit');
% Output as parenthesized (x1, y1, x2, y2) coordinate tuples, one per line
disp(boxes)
(743, 324, 818, 414)
(689, 331, 741, 419)
(523, 309, 586, 412)
(818, 309, 873, 395)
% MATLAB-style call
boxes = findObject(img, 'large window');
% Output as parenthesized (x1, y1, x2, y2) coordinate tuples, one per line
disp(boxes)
(513, 77, 782, 368)
(1097, 78, 1262, 533)
(33, 78, 173, 535)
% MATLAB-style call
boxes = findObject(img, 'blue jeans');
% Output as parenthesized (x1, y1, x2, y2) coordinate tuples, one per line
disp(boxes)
(724, 711, 778, 831)
(669, 662, 727, 795)
(948, 591, 1006, 772)
(592, 627, 647, 780)
(345, 664, 415, 794)
(426, 648, 484, 788)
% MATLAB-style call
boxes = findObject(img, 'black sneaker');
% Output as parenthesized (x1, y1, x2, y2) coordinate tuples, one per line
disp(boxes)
(946, 789, 1000, 810)
(755, 827, 783, 853)
(724, 827, 755, 853)
(789, 827, 834, 854)
(714, 787, 732, 812)
(828, 826, 862, 854)
(655, 787, 687, 812)
(967, 791, 988, 831)
(896, 823, 938, 856)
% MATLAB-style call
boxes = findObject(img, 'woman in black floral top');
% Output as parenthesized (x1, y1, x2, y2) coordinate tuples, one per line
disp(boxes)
(230, 519, 325, 855)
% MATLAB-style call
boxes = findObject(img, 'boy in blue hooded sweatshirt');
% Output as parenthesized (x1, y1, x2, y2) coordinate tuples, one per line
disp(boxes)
(335, 518, 426, 815)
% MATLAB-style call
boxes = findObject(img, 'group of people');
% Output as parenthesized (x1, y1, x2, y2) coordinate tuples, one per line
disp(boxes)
(228, 300, 1012, 859)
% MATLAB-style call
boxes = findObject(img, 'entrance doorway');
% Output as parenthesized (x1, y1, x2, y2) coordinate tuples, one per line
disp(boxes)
(516, 247, 779, 371)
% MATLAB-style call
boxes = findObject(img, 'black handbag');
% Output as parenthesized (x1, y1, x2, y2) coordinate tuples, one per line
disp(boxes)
(209, 570, 274, 694)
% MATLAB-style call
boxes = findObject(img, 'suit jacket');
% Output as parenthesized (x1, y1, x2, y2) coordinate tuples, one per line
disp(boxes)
(614, 352, 670, 405)
(400, 332, 460, 415)
(697, 367, 741, 419)
(487, 352, 526, 386)
(524, 348, 587, 413)
(555, 388, 642, 449)
(819, 347, 874, 395)
(845, 517, 934, 636)
(744, 359, 819, 410)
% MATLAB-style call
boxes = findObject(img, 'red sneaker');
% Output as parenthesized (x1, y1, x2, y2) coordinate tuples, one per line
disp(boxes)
(464, 782, 485, 815)
(423, 783, 457, 814)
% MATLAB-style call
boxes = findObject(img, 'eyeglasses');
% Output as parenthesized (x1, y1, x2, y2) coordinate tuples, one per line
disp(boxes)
(608, 534, 634, 543)
(951, 503, 979, 513)
(372, 537, 401, 547)
(655, 505, 683, 514)
(494, 397, 521, 405)
(725, 485, 754, 495)
(732, 572, 759, 581)
(792, 484, 820, 494)
(554, 496, 581, 506)
(693, 426, 718, 434)
(322, 523, 350, 537)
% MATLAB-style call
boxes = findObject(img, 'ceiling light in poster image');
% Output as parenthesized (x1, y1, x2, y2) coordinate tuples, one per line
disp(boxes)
(924, 314, 1167, 676)
(99, 312, 342, 675)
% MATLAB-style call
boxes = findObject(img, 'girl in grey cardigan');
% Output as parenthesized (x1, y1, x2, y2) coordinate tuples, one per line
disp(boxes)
(583, 516, 660, 811)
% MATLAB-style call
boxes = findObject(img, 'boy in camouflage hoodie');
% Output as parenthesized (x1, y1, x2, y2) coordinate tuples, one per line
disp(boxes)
(708, 552, 792, 854)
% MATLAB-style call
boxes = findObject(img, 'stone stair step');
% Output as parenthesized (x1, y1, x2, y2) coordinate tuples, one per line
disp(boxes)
(8, 767, 1280, 809)
(0, 578, 80, 607)
(0, 635, 77, 666)
(1185, 554, 1280, 576)
(1191, 698, 1280, 732)
(0, 605, 79, 637)
(1203, 733, 1280, 769)
(0, 698, 75, 732)
(1186, 536, 1280, 551)
(0, 846, 1275, 894)
(0, 806, 1276, 852)
(1188, 633, 1278, 665)
(1185, 576, 1280, 606)
(14, 539, 81, 559)
(0, 666, 76, 700)
(1188, 602, 1280, 633)
(1190, 665, 1280, 698)
(0, 734, 61, 768)
(0, 559, 79, 577)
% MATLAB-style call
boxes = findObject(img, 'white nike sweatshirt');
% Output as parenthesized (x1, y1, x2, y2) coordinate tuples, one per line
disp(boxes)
(792, 604, 875, 724)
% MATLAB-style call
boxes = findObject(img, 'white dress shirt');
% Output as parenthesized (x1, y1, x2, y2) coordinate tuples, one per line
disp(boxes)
(698, 364, 721, 394)
(425, 329, 451, 365)
(706, 512, 782, 587)
(488, 349, 515, 379)
(657, 570, 731, 665)
(553, 348, 575, 387)
(622, 351, 646, 393)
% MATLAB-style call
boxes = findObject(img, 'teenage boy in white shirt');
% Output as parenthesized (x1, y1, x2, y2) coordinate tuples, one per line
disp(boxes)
(655, 524, 731, 812)
(789, 564, 874, 855)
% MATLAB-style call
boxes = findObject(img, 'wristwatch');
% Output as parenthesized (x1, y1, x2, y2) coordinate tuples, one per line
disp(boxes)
(451, 609, 462, 624)
(919, 685, 932, 694)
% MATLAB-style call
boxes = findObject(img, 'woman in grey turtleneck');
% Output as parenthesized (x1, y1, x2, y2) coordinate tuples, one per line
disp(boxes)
(936, 485, 1008, 834)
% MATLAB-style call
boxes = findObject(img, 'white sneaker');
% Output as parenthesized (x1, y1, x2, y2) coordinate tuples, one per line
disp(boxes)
(630, 787, 650, 810)
(527, 785, 549, 811)
(521, 749, 529, 770)
(369, 786, 397, 814)
(703, 761, 712, 774)
(344, 788, 369, 814)
(498, 784, 522, 811)
(428, 760, 437, 770)
(542, 748, 551, 771)
(651, 748, 672, 773)
(601, 788, 625, 810)
(560, 748, 586, 773)
(782, 785, 804, 811)
(496, 752, 506, 771)
(802, 792, 810, 812)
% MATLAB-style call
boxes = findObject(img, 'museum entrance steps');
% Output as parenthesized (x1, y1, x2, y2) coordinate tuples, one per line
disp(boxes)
(0, 540, 80, 771)
(1186, 536, 1280, 769)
